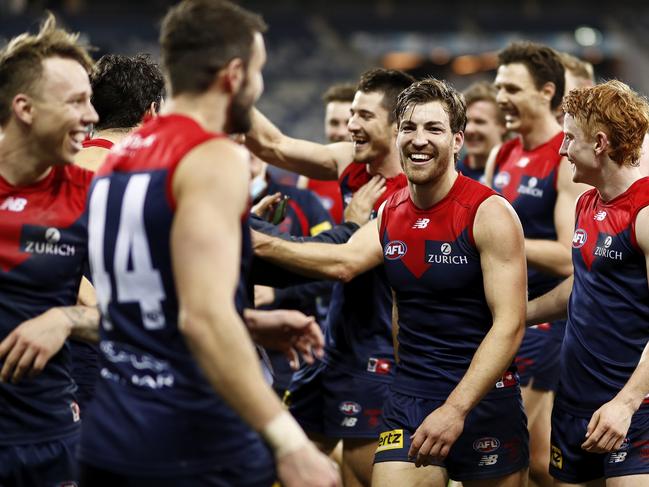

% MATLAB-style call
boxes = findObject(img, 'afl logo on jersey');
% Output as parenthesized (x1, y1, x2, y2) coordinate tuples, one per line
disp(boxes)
(572, 229, 587, 248)
(493, 171, 510, 189)
(384, 241, 407, 260)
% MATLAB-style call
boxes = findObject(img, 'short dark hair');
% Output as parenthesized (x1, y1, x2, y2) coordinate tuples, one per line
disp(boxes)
(498, 41, 565, 110)
(160, 0, 267, 96)
(322, 82, 356, 104)
(91, 54, 164, 130)
(357, 68, 415, 124)
(0, 13, 94, 126)
(396, 77, 467, 134)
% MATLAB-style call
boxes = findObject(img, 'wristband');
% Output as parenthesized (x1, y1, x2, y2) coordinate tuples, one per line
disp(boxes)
(261, 411, 309, 458)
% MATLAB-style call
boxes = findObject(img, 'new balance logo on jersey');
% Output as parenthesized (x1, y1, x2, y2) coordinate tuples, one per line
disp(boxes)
(594, 210, 607, 221)
(384, 241, 407, 260)
(376, 429, 403, 452)
(515, 157, 530, 167)
(412, 218, 430, 229)
(517, 176, 543, 198)
(22, 227, 76, 257)
(0, 196, 27, 212)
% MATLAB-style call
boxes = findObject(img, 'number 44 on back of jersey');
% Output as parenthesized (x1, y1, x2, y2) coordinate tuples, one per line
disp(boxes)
(88, 174, 166, 331)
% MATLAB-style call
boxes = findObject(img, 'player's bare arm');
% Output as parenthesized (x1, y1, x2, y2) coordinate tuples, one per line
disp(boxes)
(408, 196, 526, 465)
(526, 275, 573, 326)
(0, 304, 100, 384)
(246, 108, 352, 180)
(171, 138, 288, 431)
(253, 207, 384, 282)
(172, 138, 340, 486)
(582, 205, 649, 454)
(524, 156, 587, 276)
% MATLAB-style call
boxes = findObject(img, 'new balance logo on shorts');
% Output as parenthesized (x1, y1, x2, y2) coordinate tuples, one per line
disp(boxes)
(376, 429, 403, 452)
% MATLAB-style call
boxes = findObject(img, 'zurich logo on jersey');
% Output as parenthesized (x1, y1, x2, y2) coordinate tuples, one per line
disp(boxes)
(384, 240, 407, 260)
(572, 229, 587, 248)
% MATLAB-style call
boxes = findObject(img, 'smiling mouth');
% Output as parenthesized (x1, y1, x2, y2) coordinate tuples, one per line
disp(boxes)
(408, 153, 433, 165)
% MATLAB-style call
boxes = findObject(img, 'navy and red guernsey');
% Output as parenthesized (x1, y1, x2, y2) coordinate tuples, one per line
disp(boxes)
(493, 132, 564, 299)
(79, 114, 269, 476)
(0, 164, 92, 444)
(558, 178, 649, 416)
(323, 162, 407, 381)
(381, 175, 518, 399)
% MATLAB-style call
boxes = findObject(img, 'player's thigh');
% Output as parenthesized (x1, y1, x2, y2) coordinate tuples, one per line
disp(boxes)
(607, 474, 649, 486)
(342, 437, 377, 487)
(522, 385, 553, 426)
(463, 468, 529, 487)
(371, 461, 448, 487)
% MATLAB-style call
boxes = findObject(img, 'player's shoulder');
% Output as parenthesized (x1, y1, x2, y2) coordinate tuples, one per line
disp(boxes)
(61, 163, 94, 190)
(495, 136, 521, 163)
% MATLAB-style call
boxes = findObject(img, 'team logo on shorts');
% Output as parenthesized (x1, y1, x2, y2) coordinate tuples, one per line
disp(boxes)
(339, 401, 362, 416)
(551, 445, 563, 469)
(473, 437, 500, 453)
(376, 429, 404, 452)
(572, 229, 587, 248)
(384, 241, 407, 260)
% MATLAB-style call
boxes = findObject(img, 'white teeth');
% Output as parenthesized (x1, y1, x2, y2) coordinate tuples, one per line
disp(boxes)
(410, 153, 431, 161)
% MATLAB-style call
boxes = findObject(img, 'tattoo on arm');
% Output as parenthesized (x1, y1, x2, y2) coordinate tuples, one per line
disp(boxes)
(60, 306, 100, 343)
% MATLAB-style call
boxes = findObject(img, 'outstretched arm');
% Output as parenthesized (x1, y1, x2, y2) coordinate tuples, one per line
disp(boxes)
(246, 108, 352, 180)
(409, 196, 527, 465)
(253, 213, 384, 282)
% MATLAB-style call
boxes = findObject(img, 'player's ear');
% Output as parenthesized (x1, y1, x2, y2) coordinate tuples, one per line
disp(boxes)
(221, 57, 245, 94)
(593, 131, 608, 156)
(541, 81, 556, 106)
(12, 93, 34, 125)
(453, 131, 464, 155)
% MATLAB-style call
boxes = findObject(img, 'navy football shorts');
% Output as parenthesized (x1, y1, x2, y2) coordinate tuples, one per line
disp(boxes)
(550, 403, 649, 483)
(515, 321, 566, 392)
(374, 391, 529, 482)
(0, 430, 80, 487)
(285, 362, 389, 439)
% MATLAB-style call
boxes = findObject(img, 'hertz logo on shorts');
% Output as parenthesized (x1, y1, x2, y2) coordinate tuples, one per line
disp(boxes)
(376, 429, 404, 452)
(551, 445, 563, 469)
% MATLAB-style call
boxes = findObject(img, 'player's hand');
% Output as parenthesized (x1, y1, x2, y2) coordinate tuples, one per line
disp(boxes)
(344, 174, 386, 225)
(0, 308, 71, 383)
(408, 403, 465, 467)
(244, 309, 324, 369)
(277, 442, 341, 487)
(582, 398, 635, 453)
(254, 285, 276, 307)
(251, 192, 282, 219)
